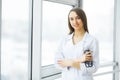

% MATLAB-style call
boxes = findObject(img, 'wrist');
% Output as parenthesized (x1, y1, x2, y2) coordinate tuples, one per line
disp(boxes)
(74, 58, 81, 63)
(72, 59, 80, 69)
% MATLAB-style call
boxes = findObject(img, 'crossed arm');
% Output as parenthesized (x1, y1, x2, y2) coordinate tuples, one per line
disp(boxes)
(57, 52, 92, 69)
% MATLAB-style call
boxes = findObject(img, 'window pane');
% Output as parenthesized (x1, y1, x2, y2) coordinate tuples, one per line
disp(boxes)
(83, 0, 114, 64)
(83, 0, 114, 80)
(94, 66, 113, 80)
(94, 74, 113, 80)
(1, 0, 30, 80)
(42, 1, 72, 66)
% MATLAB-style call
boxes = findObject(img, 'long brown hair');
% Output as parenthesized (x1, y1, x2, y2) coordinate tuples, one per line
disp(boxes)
(68, 7, 89, 34)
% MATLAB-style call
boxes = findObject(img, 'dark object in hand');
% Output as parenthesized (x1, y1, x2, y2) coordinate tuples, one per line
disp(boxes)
(84, 50, 93, 67)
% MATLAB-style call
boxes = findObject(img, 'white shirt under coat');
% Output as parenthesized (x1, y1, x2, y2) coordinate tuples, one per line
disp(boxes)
(55, 32, 99, 80)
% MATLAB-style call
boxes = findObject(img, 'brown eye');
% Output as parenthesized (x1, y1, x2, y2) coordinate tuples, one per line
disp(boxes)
(70, 18, 73, 21)
(76, 16, 80, 19)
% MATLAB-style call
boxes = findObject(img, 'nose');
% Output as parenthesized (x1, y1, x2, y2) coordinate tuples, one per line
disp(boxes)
(73, 19, 77, 24)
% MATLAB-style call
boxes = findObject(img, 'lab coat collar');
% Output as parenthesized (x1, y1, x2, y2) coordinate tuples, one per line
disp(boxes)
(67, 32, 89, 42)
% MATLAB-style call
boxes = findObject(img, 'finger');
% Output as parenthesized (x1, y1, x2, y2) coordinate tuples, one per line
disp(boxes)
(88, 57, 93, 61)
(86, 53, 92, 56)
(85, 54, 91, 57)
(85, 57, 89, 61)
(85, 56, 92, 61)
(86, 51, 90, 54)
(86, 56, 92, 59)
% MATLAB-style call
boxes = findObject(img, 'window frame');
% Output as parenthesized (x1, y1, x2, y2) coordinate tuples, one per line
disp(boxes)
(29, 0, 33, 80)
(113, 0, 120, 79)
(1, 0, 31, 80)
(0, 0, 119, 80)
(31, 0, 42, 80)
(31, 0, 120, 80)
(31, 0, 76, 80)
(0, 0, 1, 79)
(44, 0, 77, 6)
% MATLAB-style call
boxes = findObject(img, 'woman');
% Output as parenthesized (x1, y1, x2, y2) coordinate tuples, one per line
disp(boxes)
(55, 7, 99, 80)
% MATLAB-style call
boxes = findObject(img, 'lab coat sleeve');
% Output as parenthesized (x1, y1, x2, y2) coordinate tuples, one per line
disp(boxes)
(54, 38, 68, 71)
(80, 38, 99, 75)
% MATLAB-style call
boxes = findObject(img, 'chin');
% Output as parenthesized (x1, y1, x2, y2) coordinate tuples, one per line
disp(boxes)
(73, 27, 80, 30)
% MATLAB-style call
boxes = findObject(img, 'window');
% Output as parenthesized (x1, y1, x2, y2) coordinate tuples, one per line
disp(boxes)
(42, 1, 72, 66)
(83, 0, 114, 80)
(1, 0, 30, 80)
(1, 0, 118, 80)
(83, 0, 114, 63)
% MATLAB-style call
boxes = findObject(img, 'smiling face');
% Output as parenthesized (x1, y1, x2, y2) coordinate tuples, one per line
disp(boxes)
(69, 11, 84, 31)
(68, 8, 88, 34)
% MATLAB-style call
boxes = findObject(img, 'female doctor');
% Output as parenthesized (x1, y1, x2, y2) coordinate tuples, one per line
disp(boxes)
(55, 7, 99, 80)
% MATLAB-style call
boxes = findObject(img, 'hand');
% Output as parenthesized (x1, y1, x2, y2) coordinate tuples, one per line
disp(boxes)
(57, 59, 73, 68)
(81, 51, 93, 63)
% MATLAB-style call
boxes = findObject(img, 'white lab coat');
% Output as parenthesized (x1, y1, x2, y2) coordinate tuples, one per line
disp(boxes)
(55, 32, 99, 80)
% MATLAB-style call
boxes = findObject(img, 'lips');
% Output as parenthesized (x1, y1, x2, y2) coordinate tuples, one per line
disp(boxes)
(73, 25, 79, 27)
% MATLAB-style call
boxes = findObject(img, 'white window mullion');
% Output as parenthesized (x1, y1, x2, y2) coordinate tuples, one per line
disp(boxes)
(32, 0, 42, 80)
(28, 0, 33, 80)
(114, 0, 120, 80)
(0, 0, 1, 78)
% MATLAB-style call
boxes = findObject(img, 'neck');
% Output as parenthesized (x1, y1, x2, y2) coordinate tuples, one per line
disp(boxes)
(74, 30, 85, 37)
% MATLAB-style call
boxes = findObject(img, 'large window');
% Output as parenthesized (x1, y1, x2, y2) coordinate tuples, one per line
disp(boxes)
(1, 0, 30, 80)
(1, 0, 116, 80)
(42, 0, 115, 80)
(83, 0, 114, 80)
(42, 1, 72, 66)
(83, 0, 114, 63)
